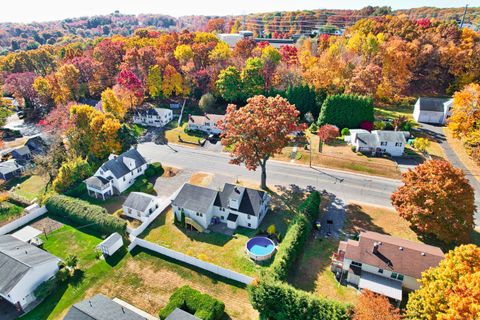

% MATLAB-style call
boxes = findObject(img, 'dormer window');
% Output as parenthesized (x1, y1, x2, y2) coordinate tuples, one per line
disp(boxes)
(380, 141, 387, 146)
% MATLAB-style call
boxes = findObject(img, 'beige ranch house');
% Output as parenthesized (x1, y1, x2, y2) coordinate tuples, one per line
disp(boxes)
(187, 114, 225, 135)
(331, 231, 444, 305)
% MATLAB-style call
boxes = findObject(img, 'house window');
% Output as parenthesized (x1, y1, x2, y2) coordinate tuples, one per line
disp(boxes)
(248, 223, 251, 227)
(378, 269, 384, 274)
(391, 272, 403, 280)
(380, 141, 387, 146)
(395, 142, 402, 147)
(137, 168, 141, 173)
(247, 215, 250, 220)
(351, 261, 362, 267)
(398, 274, 404, 281)
(221, 216, 224, 220)
(123, 177, 126, 181)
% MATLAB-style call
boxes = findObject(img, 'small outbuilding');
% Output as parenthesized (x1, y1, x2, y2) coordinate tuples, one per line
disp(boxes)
(97, 233, 123, 257)
(413, 97, 453, 124)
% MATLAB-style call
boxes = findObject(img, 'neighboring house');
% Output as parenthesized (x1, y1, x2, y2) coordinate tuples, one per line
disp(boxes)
(122, 192, 162, 222)
(97, 233, 123, 257)
(343, 129, 370, 143)
(331, 231, 444, 305)
(0, 159, 25, 180)
(172, 183, 270, 231)
(166, 308, 200, 320)
(64, 294, 156, 320)
(352, 130, 407, 157)
(0, 235, 60, 310)
(84, 148, 148, 200)
(413, 97, 453, 124)
(25, 135, 48, 156)
(187, 114, 225, 135)
(11, 146, 32, 163)
(133, 108, 173, 127)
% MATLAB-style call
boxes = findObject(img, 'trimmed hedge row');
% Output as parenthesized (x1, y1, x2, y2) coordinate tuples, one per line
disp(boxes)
(45, 195, 126, 235)
(159, 285, 225, 320)
(269, 191, 321, 280)
(317, 94, 374, 129)
(248, 277, 351, 320)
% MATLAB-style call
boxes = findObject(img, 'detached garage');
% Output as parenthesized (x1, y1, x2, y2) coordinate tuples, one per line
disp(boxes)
(413, 97, 453, 124)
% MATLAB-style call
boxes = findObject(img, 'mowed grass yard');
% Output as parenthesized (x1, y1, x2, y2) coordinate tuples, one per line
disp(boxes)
(164, 122, 204, 145)
(288, 200, 420, 306)
(10, 174, 49, 201)
(276, 134, 401, 179)
(140, 207, 293, 277)
(23, 222, 257, 320)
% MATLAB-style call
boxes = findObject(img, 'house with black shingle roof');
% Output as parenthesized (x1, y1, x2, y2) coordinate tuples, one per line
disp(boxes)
(84, 148, 148, 200)
(172, 183, 270, 231)
(0, 235, 60, 310)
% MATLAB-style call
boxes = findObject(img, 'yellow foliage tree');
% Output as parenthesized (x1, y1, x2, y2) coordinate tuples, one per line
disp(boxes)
(406, 244, 480, 320)
(101, 88, 126, 119)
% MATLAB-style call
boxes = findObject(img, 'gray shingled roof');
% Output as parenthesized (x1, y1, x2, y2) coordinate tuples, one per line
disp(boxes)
(100, 149, 147, 179)
(12, 146, 31, 156)
(166, 308, 200, 320)
(374, 131, 407, 144)
(64, 294, 146, 320)
(0, 160, 23, 175)
(418, 97, 450, 112)
(0, 235, 59, 295)
(215, 183, 266, 217)
(355, 132, 378, 148)
(172, 184, 217, 214)
(85, 176, 110, 188)
(123, 192, 156, 212)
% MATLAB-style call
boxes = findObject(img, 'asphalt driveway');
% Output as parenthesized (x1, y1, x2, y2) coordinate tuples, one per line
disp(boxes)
(420, 123, 480, 224)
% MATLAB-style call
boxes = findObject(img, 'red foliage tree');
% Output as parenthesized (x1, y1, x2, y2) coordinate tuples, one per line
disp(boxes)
(279, 45, 299, 65)
(219, 95, 306, 189)
(354, 290, 401, 320)
(391, 160, 475, 244)
(317, 124, 339, 152)
(360, 120, 374, 131)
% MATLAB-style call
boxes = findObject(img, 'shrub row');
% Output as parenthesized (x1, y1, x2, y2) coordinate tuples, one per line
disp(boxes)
(318, 94, 374, 129)
(269, 191, 321, 281)
(248, 277, 351, 320)
(45, 195, 126, 235)
(145, 162, 164, 178)
(159, 285, 225, 320)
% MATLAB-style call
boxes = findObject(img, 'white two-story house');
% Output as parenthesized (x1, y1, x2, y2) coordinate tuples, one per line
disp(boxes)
(353, 130, 408, 157)
(122, 192, 162, 222)
(187, 114, 225, 135)
(331, 231, 444, 305)
(172, 183, 270, 232)
(84, 149, 148, 200)
(0, 235, 60, 311)
(133, 108, 173, 128)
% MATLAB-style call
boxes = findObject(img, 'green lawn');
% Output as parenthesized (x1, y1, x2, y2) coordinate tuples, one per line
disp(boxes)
(374, 104, 414, 120)
(0, 201, 24, 226)
(164, 123, 204, 145)
(288, 238, 358, 305)
(21, 225, 116, 320)
(11, 174, 49, 201)
(140, 208, 293, 277)
(22, 222, 257, 320)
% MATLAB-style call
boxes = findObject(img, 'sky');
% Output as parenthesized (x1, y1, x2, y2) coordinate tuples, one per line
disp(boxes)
(1, 0, 479, 23)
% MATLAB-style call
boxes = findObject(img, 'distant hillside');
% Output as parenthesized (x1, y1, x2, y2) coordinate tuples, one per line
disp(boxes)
(0, 6, 478, 54)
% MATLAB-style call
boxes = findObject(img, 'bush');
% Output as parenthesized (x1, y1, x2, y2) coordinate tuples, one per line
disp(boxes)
(269, 192, 321, 280)
(145, 162, 163, 178)
(52, 157, 93, 193)
(374, 121, 386, 130)
(199, 92, 216, 112)
(359, 120, 374, 131)
(64, 183, 87, 198)
(45, 195, 126, 235)
(159, 285, 225, 320)
(127, 175, 155, 195)
(318, 94, 374, 129)
(340, 128, 350, 136)
(248, 277, 351, 320)
(309, 123, 318, 134)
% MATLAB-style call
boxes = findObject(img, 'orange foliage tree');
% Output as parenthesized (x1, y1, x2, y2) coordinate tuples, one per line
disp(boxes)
(406, 244, 480, 320)
(353, 290, 401, 320)
(219, 95, 306, 189)
(391, 160, 475, 244)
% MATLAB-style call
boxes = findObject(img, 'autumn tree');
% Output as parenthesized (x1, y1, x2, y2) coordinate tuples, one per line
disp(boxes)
(34, 135, 67, 191)
(52, 157, 92, 193)
(448, 83, 480, 138)
(391, 160, 475, 244)
(241, 57, 265, 98)
(216, 66, 242, 102)
(55, 63, 81, 103)
(219, 95, 305, 189)
(3, 72, 38, 110)
(353, 290, 401, 320)
(317, 125, 339, 153)
(146, 65, 163, 100)
(115, 69, 144, 109)
(101, 88, 126, 119)
(162, 64, 188, 98)
(413, 137, 430, 154)
(406, 244, 480, 320)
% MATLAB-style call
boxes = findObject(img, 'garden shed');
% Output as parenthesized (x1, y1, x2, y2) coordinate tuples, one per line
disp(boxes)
(97, 232, 123, 256)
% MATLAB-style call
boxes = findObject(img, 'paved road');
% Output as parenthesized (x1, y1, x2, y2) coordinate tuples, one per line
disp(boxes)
(138, 142, 401, 208)
(420, 123, 480, 224)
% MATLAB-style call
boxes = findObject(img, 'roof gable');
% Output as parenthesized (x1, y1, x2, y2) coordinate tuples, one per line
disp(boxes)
(418, 97, 451, 112)
(100, 149, 146, 179)
(123, 192, 156, 212)
(172, 184, 218, 213)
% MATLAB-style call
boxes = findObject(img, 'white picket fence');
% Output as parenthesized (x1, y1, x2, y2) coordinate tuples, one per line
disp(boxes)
(130, 238, 254, 285)
(0, 205, 47, 235)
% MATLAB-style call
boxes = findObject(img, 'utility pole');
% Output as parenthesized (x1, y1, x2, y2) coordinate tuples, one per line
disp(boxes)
(460, 4, 469, 28)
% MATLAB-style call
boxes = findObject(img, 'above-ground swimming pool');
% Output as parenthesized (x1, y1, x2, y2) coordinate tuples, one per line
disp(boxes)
(246, 236, 276, 261)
